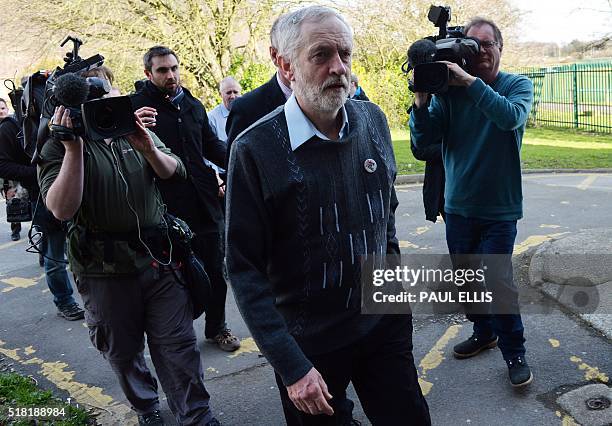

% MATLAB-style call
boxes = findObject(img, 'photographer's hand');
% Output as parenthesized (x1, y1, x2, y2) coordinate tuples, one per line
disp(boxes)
(127, 113, 178, 179)
(413, 92, 430, 109)
(135, 106, 157, 128)
(126, 113, 156, 154)
(439, 61, 476, 87)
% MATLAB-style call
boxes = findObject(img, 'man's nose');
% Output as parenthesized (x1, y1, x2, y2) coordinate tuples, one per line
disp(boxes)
(329, 52, 348, 75)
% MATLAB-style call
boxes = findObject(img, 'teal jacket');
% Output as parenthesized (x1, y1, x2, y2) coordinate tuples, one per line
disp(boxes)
(410, 72, 533, 221)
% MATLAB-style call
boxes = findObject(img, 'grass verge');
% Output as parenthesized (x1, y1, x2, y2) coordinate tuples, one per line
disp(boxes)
(0, 372, 91, 425)
(392, 126, 612, 175)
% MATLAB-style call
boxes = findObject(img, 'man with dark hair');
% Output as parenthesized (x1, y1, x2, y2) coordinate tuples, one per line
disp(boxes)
(410, 16, 534, 387)
(226, 6, 430, 425)
(224, 13, 292, 166)
(131, 45, 240, 352)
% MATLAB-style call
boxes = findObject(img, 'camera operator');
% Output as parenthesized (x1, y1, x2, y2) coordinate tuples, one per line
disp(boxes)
(0, 91, 85, 320)
(37, 104, 221, 426)
(409, 17, 534, 387)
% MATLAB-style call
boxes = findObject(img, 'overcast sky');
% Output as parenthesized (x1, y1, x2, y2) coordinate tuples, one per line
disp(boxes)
(511, 0, 611, 43)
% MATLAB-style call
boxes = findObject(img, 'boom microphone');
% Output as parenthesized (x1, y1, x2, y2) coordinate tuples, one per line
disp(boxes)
(407, 39, 437, 69)
(53, 73, 90, 107)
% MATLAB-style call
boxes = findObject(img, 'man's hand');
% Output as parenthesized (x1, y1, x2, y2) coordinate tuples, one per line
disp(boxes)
(126, 112, 156, 154)
(216, 172, 225, 198)
(286, 367, 334, 416)
(135, 106, 157, 128)
(439, 61, 477, 87)
(51, 106, 84, 150)
(413, 92, 429, 109)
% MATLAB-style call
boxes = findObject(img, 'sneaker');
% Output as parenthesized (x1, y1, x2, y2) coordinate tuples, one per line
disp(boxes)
(453, 334, 498, 359)
(507, 356, 533, 387)
(10, 230, 20, 241)
(207, 329, 241, 352)
(138, 410, 164, 426)
(57, 303, 85, 321)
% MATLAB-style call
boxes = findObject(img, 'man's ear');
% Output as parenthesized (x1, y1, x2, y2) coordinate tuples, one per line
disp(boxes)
(144, 69, 152, 80)
(277, 55, 294, 82)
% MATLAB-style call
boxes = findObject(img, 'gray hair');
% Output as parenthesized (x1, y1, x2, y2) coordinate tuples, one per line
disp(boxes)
(464, 17, 504, 51)
(276, 6, 353, 63)
(351, 73, 359, 85)
(219, 76, 240, 92)
(270, 13, 287, 49)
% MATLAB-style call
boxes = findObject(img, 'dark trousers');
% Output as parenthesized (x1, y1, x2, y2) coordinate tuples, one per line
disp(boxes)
(445, 213, 526, 360)
(275, 315, 430, 426)
(77, 267, 213, 425)
(191, 232, 227, 338)
(32, 203, 76, 308)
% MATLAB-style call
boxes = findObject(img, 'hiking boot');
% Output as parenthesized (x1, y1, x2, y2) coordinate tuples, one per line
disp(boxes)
(138, 410, 164, 426)
(453, 334, 498, 358)
(10, 230, 20, 241)
(207, 328, 241, 352)
(57, 303, 85, 321)
(507, 356, 533, 387)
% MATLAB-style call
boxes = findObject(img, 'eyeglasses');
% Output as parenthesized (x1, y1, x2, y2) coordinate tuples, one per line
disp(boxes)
(480, 40, 499, 50)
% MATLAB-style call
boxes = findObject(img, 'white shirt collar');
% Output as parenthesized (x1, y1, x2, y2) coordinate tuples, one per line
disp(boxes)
(284, 93, 349, 151)
(276, 72, 293, 100)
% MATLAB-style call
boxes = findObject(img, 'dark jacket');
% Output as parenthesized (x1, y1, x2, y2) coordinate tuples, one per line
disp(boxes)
(0, 116, 38, 195)
(225, 73, 287, 167)
(130, 81, 226, 234)
(410, 138, 445, 223)
(352, 87, 370, 102)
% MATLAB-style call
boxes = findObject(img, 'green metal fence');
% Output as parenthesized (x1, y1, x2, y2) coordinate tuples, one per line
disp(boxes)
(511, 61, 612, 133)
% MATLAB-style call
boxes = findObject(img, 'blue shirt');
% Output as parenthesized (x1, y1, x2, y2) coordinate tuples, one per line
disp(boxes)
(284, 93, 349, 151)
(208, 102, 230, 142)
(410, 72, 533, 221)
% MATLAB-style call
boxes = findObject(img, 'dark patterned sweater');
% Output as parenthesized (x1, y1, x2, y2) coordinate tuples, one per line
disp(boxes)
(226, 100, 400, 386)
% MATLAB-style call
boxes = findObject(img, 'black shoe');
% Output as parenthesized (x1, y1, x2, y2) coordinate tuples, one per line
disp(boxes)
(507, 356, 533, 387)
(10, 231, 20, 241)
(57, 303, 85, 321)
(453, 334, 498, 358)
(206, 418, 221, 426)
(138, 410, 164, 426)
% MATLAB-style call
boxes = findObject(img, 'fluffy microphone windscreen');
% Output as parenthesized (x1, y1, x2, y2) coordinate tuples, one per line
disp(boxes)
(53, 73, 90, 107)
(407, 39, 437, 68)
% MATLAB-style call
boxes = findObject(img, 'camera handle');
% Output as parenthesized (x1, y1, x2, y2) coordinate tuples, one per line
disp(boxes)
(60, 36, 84, 65)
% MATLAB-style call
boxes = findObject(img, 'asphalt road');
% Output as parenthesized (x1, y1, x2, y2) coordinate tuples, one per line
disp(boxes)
(0, 173, 610, 426)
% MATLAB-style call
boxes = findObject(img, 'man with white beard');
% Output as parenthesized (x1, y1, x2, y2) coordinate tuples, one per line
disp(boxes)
(225, 6, 430, 425)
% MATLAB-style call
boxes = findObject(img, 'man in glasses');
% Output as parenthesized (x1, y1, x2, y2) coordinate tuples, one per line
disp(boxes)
(410, 17, 534, 387)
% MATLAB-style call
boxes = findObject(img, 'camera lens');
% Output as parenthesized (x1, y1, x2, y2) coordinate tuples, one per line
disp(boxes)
(94, 104, 115, 130)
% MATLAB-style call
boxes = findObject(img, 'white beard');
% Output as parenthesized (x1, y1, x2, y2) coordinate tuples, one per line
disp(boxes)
(293, 67, 349, 113)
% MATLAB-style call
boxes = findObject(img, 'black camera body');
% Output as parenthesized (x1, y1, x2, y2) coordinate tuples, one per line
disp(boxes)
(29, 36, 136, 160)
(404, 6, 480, 93)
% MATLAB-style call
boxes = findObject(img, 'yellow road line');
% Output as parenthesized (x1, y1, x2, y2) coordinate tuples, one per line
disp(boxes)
(569, 355, 609, 383)
(399, 240, 420, 249)
(227, 337, 260, 358)
(576, 175, 597, 190)
(0, 239, 25, 251)
(513, 233, 570, 255)
(0, 340, 134, 424)
(417, 324, 462, 396)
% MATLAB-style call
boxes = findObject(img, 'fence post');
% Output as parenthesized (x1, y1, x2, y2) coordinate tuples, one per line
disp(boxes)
(572, 63, 579, 128)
